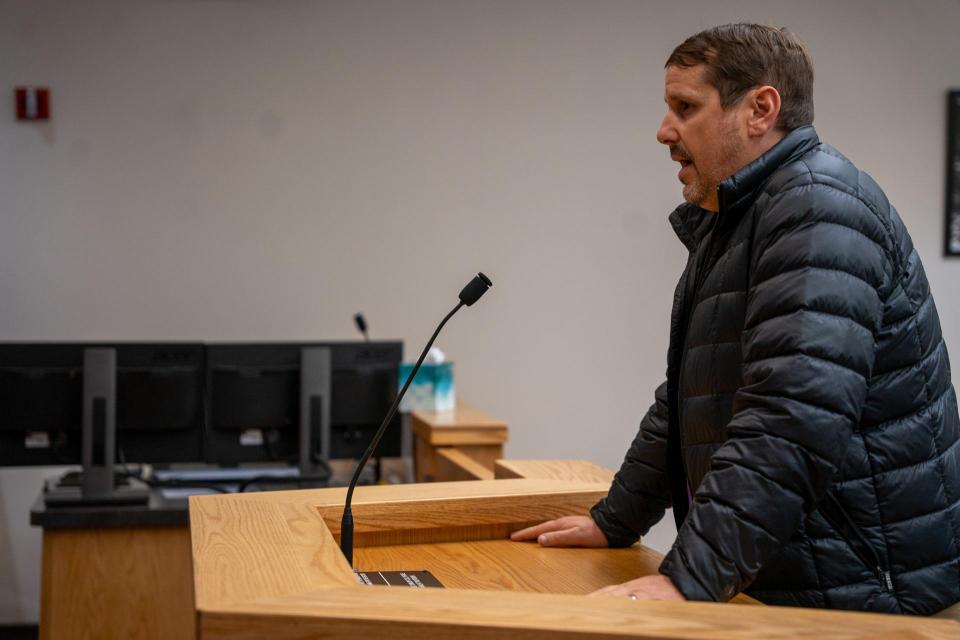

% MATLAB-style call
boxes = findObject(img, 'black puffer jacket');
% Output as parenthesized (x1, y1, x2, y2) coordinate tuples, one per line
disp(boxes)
(591, 126, 960, 614)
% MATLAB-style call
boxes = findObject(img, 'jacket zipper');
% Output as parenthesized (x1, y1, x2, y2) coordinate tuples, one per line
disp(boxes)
(675, 214, 720, 500)
(674, 232, 708, 498)
(823, 493, 894, 592)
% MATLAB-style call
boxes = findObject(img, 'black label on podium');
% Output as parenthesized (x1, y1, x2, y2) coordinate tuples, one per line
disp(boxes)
(354, 570, 444, 588)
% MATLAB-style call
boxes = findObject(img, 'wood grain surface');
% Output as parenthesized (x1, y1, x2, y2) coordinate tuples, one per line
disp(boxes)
(412, 403, 508, 446)
(191, 469, 959, 640)
(199, 586, 960, 640)
(194, 477, 603, 507)
(316, 485, 607, 547)
(192, 479, 608, 608)
(418, 442, 504, 481)
(355, 539, 755, 605)
(190, 494, 355, 611)
(436, 447, 495, 481)
(495, 459, 616, 484)
(412, 402, 507, 480)
(412, 402, 508, 430)
(355, 539, 664, 593)
(40, 527, 195, 640)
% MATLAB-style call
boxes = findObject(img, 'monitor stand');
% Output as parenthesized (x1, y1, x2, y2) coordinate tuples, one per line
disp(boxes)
(44, 348, 148, 507)
(299, 347, 332, 483)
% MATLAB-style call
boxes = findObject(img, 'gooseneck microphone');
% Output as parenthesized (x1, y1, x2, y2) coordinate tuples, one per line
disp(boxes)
(353, 313, 369, 341)
(339, 272, 492, 566)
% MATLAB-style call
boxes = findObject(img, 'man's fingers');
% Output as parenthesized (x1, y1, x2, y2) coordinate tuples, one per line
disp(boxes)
(510, 519, 567, 541)
(536, 527, 581, 547)
(542, 523, 603, 548)
(510, 523, 549, 540)
(588, 584, 620, 597)
(510, 515, 607, 547)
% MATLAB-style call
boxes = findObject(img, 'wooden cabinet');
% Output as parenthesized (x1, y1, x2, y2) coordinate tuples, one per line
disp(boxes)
(411, 403, 508, 482)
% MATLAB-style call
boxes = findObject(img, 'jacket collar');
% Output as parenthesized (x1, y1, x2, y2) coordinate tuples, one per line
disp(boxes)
(669, 203, 713, 251)
(717, 125, 820, 213)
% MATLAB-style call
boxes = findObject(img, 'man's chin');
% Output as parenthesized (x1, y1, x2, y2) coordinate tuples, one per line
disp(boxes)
(682, 184, 704, 206)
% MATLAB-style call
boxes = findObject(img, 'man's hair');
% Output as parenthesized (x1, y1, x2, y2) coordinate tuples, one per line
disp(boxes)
(666, 23, 814, 131)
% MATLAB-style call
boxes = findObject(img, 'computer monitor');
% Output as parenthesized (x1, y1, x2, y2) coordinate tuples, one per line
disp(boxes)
(113, 343, 205, 464)
(0, 344, 84, 466)
(0, 343, 205, 467)
(204, 341, 403, 467)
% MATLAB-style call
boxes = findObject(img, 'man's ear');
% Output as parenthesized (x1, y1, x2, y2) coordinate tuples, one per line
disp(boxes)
(745, 85, 781, 137)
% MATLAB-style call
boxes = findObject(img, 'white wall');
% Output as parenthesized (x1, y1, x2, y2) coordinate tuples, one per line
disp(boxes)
(1, 0, 958, 624)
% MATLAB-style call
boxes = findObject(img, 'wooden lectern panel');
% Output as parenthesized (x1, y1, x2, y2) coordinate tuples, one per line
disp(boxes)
(190, 471, 960, 639)
(316, 483, 607, 547)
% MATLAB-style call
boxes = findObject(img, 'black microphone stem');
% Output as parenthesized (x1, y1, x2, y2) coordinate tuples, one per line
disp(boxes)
(340, 300, 464, 566)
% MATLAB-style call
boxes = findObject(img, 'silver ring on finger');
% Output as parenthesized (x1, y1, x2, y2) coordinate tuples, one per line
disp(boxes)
(628, 594, 638, 601)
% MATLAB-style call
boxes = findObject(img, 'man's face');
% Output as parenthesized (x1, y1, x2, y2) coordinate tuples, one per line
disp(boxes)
(657, 64, 747, 211)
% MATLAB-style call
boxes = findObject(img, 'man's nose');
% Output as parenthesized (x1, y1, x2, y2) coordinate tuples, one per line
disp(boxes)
(656, 115, 677, 145)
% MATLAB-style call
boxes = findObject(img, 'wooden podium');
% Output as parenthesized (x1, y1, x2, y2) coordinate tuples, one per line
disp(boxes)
(412, 403, 509, 482)
(189, 461, 958, 639)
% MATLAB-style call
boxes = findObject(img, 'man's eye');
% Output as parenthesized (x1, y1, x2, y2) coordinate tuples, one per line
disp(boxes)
(677, 101, 691, 114)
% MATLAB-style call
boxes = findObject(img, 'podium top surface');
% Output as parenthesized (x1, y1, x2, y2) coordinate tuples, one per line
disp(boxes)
(188, 468, 959, 640)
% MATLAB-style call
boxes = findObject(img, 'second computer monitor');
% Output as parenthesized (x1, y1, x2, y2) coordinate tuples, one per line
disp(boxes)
(204, 342, 402, 466)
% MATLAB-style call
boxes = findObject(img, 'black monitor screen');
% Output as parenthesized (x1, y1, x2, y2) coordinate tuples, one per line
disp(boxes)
(0, 343, 205, 466)
(210, 366, 299, 430)
(0, 341, 402, 468)
(0, 345, 84, 465)
(114, 344, 205, 464)
(205, 342, 402, 465)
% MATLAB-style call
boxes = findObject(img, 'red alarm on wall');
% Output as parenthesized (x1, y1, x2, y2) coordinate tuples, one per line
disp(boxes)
(15, 87, 50, 121)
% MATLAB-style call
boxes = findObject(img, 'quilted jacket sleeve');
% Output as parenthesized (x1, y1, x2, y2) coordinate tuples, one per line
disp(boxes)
(660, 183, 890, 600)
(591, 380, 673, 547)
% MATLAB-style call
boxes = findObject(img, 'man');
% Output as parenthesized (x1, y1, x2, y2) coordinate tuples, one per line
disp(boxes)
(512, 23, 960, 615)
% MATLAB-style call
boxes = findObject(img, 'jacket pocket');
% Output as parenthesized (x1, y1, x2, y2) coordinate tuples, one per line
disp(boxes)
(818, 492, 894, 593)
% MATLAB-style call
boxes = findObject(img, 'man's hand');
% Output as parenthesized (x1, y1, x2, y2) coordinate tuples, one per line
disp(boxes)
(509, 515, 609, 547)
(589, 575, 685, 601)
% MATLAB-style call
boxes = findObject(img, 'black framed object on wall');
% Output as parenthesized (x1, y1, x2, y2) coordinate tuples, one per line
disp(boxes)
(946, 90, 960, 257)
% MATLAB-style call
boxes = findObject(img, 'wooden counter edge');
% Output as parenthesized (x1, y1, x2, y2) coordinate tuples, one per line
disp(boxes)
(197, 585, 960, 640)
(494, 459, 615, 484)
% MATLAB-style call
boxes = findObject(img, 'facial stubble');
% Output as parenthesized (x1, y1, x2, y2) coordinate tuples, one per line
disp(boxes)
(682, 119, 746, 209)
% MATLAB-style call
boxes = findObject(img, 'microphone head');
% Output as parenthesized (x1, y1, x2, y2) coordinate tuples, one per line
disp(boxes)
(353, 313, 368, 334)
(458, 272, 492, 306)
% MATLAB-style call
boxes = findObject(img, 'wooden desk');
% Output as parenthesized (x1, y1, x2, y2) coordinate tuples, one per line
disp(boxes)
(189, 466, 958, 639)
(30, 459, 357, 640)
(412, 403, 508, 481)
(31, 492, 196, 640)
(30, 399, 505, 640)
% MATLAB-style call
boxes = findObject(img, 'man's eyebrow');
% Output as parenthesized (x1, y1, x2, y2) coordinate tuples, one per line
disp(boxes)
(664, 89, 702, 103)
